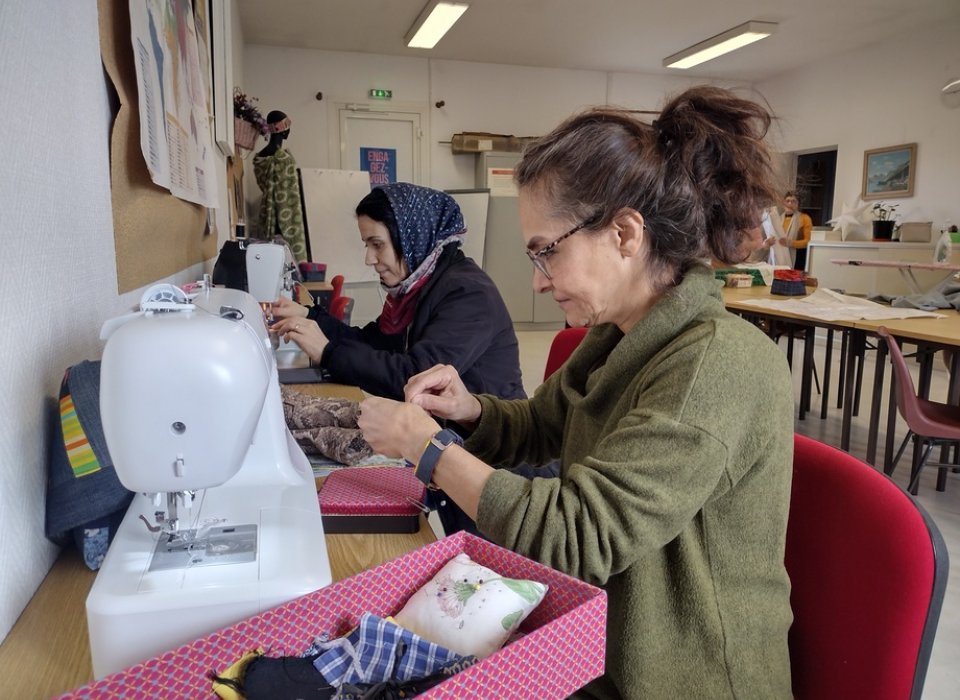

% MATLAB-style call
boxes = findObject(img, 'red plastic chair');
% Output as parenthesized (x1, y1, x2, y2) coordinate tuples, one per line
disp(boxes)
(786, 434, 948, 700)
(543, 327, 588, 381)
(330, 274, 345, 302)
(878, 326, 960, 494)
(329, 295, 354, 323)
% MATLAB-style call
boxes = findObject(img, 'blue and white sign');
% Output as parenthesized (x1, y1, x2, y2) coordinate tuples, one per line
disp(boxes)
(360, 147, 397, 187)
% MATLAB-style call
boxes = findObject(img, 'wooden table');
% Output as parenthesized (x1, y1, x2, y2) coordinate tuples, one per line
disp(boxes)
(723, 286, 960, 468)
(302, 280, 334, 308)
(849, 314, 960, 472)
(0, 383, 435, 700)
(723, 286, 860, 424)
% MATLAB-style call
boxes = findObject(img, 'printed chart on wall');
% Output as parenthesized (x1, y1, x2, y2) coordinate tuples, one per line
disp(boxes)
(128, 0, 217, 207)
(299, 169, 378, 283)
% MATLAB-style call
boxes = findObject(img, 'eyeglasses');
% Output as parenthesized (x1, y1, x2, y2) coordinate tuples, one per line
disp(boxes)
(526, 214, 599, 279)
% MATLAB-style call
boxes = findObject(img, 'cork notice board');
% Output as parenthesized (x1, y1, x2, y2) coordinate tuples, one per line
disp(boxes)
(98, 0, 216, 293)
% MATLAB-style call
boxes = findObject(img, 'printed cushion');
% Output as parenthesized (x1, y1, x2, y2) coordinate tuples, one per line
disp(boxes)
(393, 552, 548, 659)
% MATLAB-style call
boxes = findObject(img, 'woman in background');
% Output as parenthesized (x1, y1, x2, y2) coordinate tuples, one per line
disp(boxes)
(271, 183, 524, 403)
(357, 87, 795, 698)
(272, 183, 527, 535)
(778, 190, 813, 270)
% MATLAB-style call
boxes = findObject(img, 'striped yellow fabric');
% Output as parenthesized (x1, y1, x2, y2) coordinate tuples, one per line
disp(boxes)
(60, 394, 101, 477)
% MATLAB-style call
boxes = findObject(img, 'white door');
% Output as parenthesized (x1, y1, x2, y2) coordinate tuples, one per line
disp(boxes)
(337, 107, 426, 185)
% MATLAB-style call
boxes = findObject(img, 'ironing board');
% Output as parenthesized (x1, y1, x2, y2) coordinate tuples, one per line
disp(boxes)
(831, 259, 960, 295)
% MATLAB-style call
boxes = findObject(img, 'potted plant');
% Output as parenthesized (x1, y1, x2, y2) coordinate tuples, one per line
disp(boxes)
(233, 88, 269, 150)
(871, 201, 899, 241)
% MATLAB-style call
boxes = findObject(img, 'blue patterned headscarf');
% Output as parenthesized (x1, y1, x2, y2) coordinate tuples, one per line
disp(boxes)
(379, 183, 466, 275)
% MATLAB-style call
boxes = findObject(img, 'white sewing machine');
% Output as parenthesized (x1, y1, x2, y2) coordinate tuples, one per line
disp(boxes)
(246, 240, 323, 378)
(245, 240, 295, 305)
(86, 281, 331, 678)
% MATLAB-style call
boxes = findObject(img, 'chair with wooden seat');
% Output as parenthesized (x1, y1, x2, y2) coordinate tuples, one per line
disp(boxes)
(878, 325, 960, 494)
(786, 434, 948, 700)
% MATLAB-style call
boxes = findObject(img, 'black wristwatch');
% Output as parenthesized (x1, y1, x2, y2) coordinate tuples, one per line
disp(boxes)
(415, 429, 464, 486)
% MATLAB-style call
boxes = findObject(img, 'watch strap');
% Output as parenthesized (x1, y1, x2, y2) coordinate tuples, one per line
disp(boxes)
(414, 429, 463, 486)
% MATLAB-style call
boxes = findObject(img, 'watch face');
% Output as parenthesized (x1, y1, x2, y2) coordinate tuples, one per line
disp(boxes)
(434, 429, 461, 448)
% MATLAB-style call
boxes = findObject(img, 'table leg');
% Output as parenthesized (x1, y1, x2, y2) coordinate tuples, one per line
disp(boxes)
(820, 329, 834, 419)
(799, 326, 815, 420)
(852, 336, 866, 417)
(841, 329, 864, 451)
(883, 338, 901, 475)
(837, 331, 848, 409)
(865, 341, 887, 466)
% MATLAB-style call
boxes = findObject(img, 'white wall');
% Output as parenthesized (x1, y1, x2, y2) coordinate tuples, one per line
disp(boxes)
(0, 0, 236, 643)
(241, 46, 727, 322)
(756, 18, 960, 232)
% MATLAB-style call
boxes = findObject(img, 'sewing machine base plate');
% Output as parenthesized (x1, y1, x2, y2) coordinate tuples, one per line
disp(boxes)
(148, 524, 257, 572)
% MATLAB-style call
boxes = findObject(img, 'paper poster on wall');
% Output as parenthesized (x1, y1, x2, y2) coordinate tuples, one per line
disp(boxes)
(128, 0, 217, 207)
(488, 168, 518, 197)
(299, 168, 377, 282)
(360, 147, 397, 187)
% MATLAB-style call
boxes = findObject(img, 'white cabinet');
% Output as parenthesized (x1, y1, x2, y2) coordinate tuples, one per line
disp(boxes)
(476, 152, 565, 326)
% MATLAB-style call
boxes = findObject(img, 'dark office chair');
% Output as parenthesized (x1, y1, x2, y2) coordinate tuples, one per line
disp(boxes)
(543, 327, 588, 381)
(878, 326, 960, 494)
(786, 434, 948, 700)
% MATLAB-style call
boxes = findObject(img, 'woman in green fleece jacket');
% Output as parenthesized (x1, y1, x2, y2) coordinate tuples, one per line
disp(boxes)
(358, 85, 795, 699)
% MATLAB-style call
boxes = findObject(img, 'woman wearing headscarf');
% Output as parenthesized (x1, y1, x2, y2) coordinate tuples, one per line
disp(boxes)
(271, 183, 525, 402)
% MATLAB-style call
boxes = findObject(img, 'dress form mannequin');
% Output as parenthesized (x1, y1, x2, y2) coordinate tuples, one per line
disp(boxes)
(257, 110, 288, 158)
(253, 110, 308, 261)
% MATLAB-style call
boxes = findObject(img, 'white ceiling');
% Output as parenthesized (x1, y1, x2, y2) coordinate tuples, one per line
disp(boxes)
(236, 0, 959, 82)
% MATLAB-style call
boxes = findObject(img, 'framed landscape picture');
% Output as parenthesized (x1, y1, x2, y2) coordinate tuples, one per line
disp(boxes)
(861, 142, 917, 200)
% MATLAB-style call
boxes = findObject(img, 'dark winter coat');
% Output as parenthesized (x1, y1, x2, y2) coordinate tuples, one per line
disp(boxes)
(309, 247, 525, 401)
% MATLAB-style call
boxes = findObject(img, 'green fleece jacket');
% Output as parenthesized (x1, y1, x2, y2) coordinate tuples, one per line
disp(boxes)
(468, 265, 794, 699)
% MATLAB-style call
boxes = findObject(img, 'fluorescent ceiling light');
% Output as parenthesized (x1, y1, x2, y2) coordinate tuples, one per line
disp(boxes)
(405, 1, 469, 49)
(663, 21, 778, 70)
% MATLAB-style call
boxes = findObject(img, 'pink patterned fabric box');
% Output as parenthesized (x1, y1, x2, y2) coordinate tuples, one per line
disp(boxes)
(319, 466, 425, 533)
(57, 532, 607, 699)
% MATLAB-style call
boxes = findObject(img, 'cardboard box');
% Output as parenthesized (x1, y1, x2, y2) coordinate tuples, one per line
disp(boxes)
(714, 268, 765, 286)
(451, 132, 537, 154)
(319, 466, 424, 533)
(899, 221, 932, 242)
(56, 532, 607, 699)
(725, 273, 754, 288)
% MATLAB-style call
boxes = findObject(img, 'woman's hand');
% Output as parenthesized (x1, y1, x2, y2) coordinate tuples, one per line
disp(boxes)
(271, 317, 329, 363)
(271, 296, 309, 320)
(778, 236, 791, 248)
(358, 397, 439, 462)
(404, 364, 482, 425)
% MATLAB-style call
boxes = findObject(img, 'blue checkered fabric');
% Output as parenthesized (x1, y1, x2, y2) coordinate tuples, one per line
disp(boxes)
(313, 613, 465, 687)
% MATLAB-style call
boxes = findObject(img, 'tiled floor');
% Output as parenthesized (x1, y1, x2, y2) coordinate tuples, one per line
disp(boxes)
(516, 328, 959, 698)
